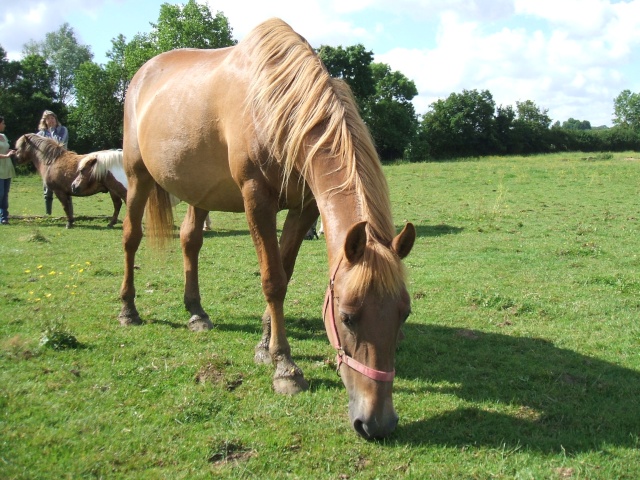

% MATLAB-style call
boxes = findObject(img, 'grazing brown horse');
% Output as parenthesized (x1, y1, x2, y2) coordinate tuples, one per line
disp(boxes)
(120, 18, 415, 439)
(14, 134, 127, 228)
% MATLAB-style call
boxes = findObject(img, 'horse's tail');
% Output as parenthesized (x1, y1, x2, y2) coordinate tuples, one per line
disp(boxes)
(145, 183, 174, 249)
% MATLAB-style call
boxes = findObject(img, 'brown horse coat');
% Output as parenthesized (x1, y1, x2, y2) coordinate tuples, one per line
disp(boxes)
(120, 18, 415, 439)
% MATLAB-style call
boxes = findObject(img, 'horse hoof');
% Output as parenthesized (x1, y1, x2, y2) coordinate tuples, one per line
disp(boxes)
(254, 346, 272, 365)
(273, 360, 308, 394)
(66, 223, 74, 229)
(118, 314, 142, 326)
(273, 374, 309, 395)
(188, 315, 213, 331)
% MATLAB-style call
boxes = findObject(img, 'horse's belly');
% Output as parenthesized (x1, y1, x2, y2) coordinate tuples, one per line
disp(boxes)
(165, 174, 244, 213)
(198, 178, 245, 212)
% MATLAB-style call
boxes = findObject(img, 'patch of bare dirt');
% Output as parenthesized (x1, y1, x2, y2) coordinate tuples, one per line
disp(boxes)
(194, 356, 243, 391)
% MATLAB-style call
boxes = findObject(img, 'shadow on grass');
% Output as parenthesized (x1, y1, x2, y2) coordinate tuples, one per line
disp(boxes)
(393, 324, 640, 453)
(415, 224, 463, 238)
(11, 215, 251, 236)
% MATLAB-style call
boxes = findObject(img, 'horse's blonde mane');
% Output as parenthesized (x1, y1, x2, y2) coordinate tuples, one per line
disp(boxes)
(78, 150, 123, 181)
(24, 134, 67, 165)
(243, 19, 396, 244)
(243, 18, 406, 296)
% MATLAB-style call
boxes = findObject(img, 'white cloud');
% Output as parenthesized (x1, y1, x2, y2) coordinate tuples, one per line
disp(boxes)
(1, 0, 113, 59)
(376, 2, 640, 125)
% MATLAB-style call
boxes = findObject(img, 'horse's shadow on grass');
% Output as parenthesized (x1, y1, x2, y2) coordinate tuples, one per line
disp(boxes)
(130, 310, 640, 454)
(393, 324, 640, 453)
(415, 224, 463, 238)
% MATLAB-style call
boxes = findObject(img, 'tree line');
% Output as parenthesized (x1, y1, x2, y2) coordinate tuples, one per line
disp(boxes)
(1, 0, 639, 163)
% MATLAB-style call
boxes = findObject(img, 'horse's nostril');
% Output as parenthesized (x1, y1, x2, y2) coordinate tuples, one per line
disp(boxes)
(352, 414, 399, 440)
(353, 419, 369, 439)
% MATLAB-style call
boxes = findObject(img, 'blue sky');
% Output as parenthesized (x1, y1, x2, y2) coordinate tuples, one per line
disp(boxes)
(3, 0, 640, 126)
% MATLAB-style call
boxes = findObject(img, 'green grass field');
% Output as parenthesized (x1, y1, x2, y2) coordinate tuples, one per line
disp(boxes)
(1, 152, 640, 479)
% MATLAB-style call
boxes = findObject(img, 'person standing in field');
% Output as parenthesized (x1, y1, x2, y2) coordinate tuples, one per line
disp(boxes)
(37, 110, 69, 216)
(0, 115, 17, 225)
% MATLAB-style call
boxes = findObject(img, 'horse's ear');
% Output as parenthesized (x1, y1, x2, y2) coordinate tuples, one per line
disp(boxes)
(344, 221, 367, 264)
(391, 223, 415, 259)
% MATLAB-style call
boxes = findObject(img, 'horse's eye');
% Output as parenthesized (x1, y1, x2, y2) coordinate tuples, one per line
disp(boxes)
(340, 312, 356, 329)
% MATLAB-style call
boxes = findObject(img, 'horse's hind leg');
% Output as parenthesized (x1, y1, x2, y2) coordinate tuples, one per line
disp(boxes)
(118, 172, 153, 326)
(180, 205, 213, 331)
(255, 200, 319, 365)
(107, 191, 123, 228)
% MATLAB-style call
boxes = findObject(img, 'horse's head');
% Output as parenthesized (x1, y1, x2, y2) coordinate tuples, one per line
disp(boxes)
(13, 134, 36, 165)
(324, 221, 415, 439)
(71, 155, 98, 194)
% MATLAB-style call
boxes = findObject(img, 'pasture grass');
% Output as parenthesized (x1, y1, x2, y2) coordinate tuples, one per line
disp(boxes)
(2, 151, 640, 479)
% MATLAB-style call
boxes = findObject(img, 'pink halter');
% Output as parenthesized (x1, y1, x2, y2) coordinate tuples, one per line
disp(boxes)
(322, 257, 396, 382)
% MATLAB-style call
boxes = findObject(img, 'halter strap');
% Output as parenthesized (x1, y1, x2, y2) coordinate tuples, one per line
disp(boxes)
(322, 257, 396, 382)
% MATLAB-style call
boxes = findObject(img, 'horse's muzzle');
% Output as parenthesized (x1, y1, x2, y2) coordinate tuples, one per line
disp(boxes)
(352, 411, 399, 440)
(349, 394, 399, 440)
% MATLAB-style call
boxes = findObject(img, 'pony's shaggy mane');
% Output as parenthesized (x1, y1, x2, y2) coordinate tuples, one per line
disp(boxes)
(78, 150, 123, 181)
(243, 18, 406, 294)
(22, 134, 67, 165)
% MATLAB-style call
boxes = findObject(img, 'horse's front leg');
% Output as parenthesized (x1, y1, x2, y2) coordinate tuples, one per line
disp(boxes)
(180, 206, 213, 331)
(55, 191, 74, 228)
(242, 179, 308, 394)
(107, 191, 123, 228)
(255, 200, 320, 365)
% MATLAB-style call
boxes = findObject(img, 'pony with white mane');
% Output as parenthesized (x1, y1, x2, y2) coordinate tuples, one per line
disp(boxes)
(72, 150, 212, 230)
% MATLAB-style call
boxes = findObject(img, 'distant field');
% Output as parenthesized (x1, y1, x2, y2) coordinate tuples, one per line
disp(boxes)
(1, 152, 640, 479)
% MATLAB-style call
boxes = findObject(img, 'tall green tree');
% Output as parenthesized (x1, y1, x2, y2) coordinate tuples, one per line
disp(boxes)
(154, 0, 236, 51)
(419, 89, 497, 158)
(562, 118, 592, 130)
(364, 63, 418, 160)
(70, 62, 125, 151)
(0, 45, 58, 143)
(512, 100, 552, 153)
(23, 23, 93, 105)
(613, 90, 640, 131)
(121, 0, 237, 76)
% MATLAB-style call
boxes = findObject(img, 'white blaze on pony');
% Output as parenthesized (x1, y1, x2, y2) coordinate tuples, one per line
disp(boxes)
(119, 18, 415, 439)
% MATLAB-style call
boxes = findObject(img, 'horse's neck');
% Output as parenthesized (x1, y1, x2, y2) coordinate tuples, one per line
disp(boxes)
(31, 156, 46, 177)
(316, 188, 364, 267)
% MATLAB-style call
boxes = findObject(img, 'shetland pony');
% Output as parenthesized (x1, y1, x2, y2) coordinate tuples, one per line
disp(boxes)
(14, 134, 127, 228)
(120, 18, 415, 439)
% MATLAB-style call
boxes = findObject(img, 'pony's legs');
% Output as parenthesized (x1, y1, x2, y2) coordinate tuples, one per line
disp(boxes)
(107, 191, 123, 228)
(54, 191, 74, 228)
(255, 201, 320, 365)
(242, 179, 308, 394)
(180, 205, 213, 331)
(105, 172, 128, 228)
(118, 172, 153, 326)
